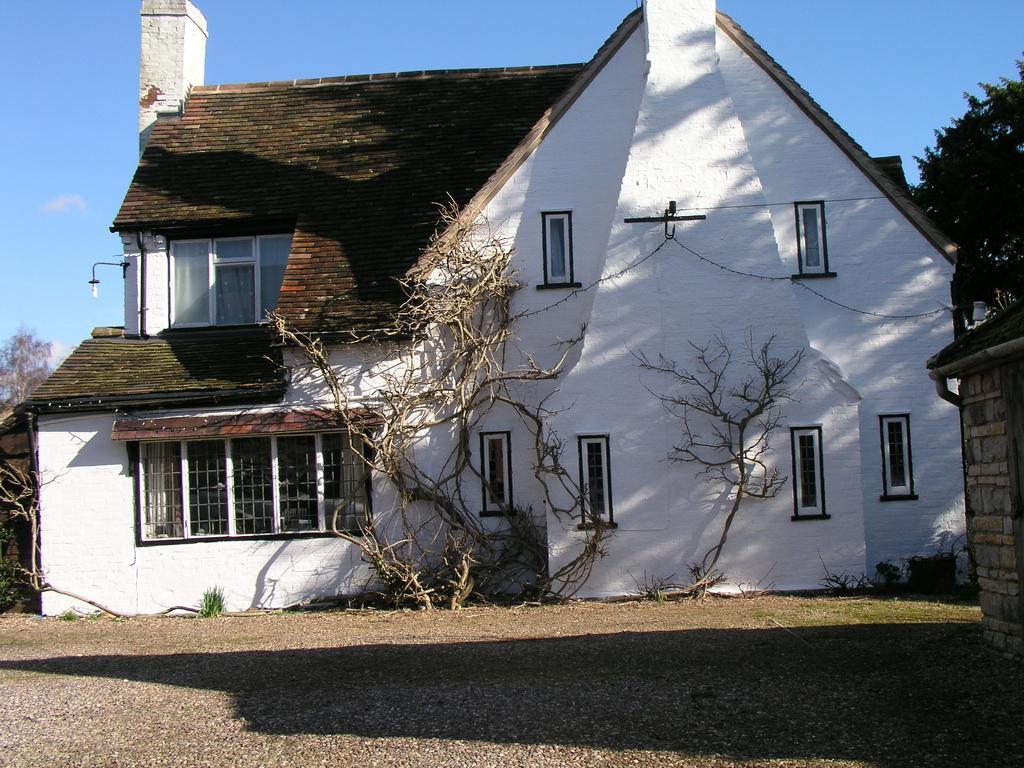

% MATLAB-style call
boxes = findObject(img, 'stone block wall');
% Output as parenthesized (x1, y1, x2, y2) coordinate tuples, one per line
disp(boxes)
(962, 363, 1023, 658)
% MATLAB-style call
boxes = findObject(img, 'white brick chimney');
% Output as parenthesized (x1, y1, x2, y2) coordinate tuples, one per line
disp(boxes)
(642, 0, 717, 83)
(138, 0, 207, 154)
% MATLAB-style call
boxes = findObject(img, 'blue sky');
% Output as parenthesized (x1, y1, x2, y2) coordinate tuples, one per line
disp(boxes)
(2, 0, 1022, 357)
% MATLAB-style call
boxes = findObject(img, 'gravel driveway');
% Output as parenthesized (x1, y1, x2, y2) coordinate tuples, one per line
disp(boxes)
(0, 596, 1020, 767)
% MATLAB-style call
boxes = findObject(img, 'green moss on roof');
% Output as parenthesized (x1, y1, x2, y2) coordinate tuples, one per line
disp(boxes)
(29, 328, 284, 408)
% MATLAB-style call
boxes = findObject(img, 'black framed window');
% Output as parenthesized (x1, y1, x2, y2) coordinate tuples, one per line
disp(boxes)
(793, 202, 835, 278)
(231, 436, 275, 535)
(480, 431, 512, 515)
(790, 427, 828, 519)
(538, 211, 581, 289)
(323, 433, 372, 531)
(277, 435, 319, 532)
(186, 439, 229, 536)
(578, 435, 614, 527)
(879, 414, 917, 501)
(137, 431, 370, 542)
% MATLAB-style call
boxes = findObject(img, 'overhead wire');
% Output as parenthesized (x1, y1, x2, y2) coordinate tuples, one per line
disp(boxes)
(522, 227, 950, 323)
(668, 238, 949, 320)
(664, 195, 886, 213)
(519, 236, 673, 318)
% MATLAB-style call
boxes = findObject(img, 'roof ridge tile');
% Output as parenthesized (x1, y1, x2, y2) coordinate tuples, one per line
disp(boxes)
(192, 63, 585, 95)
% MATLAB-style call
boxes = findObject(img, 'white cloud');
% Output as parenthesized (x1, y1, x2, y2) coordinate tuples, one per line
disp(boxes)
(48, 340, 75, 369)
(40, 194, 86, 214)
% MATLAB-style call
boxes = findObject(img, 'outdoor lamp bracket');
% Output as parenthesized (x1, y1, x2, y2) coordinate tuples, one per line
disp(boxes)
(89, 259, 130, 298)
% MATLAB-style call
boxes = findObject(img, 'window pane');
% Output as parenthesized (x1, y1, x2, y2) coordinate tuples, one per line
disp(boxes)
(215, 238, 254, 261)
(215, 264, 256, 325)
(585, 441, 606, 517)
(187, 440, 228, 536)
(548, 217, 567, 280)
(259, 235, 292, 317)
(887, 421, 907, 488)
(802, 208, 821, 268)
(278, 435, 318, 532)
(486, 436, 506, 507)
(323, 433, 368, 532)
(798, 434, 818, 508)
(142, 442, 183, 539)
(232, 437, 274, 534)
(173, 241, 209, 324)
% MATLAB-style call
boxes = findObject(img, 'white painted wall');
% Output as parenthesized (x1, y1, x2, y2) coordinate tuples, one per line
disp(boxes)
(121, 231, 171, 336)
(506, 3, 863, 595)
(48, 0, 964, 613)
(37, 412, 372, 615)
(715, 26, 965, 573)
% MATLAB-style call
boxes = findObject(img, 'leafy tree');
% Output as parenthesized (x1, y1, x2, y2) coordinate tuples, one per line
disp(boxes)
(913, 60, 1024, 331)
(0, 326, 51, 408)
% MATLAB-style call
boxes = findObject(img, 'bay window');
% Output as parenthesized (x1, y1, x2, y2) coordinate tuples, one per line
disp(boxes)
(138, 431, 369, 541)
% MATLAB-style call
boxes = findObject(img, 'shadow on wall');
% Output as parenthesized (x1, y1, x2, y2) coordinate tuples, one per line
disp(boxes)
(248, 539, 367, 611)
(2, 621, 1019, 765)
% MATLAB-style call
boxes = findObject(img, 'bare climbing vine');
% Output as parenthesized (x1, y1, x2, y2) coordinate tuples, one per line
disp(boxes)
(636, 332, 802, 595)
(273, 205, 609, 608)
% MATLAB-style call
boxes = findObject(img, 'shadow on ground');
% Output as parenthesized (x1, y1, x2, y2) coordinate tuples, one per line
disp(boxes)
(2, 621, 1021, 766)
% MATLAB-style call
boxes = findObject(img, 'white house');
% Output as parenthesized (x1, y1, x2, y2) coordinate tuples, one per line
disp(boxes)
(28, 0, 965, 614)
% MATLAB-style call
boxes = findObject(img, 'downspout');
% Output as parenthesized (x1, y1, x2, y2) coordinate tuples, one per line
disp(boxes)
(135, 232, 148, 338)
(25, 409, 42, 606)
(929, 369, 962, 408)
(929, 335, 1024, 408)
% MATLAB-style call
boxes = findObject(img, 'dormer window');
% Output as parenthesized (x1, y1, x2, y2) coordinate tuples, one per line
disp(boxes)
(171, 234, 292, 327)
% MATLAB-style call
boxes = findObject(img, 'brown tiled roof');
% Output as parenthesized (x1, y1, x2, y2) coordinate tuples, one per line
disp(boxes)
(113, 66, 584, 333)
(110, 408, 380, 441)
(109, 409, 380, 438)
(929, 301, 1024, 373)
(28, 328, 285, 411)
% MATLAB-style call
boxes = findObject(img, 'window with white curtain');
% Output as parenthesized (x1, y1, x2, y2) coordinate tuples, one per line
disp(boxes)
(540, 212, 576, 286)
(170, 234, 292, 326)
(794, 202, 832, 276)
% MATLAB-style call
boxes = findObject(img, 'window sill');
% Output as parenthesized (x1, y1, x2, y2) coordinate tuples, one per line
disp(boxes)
(791, 272, 838, 280)
(576, 521, 618, 531)
(136, 530, 346, 547)
(480, 509, 515, 518)
(791, 513, 831, 521)
(163, 323, 268, 334)
(880, 493, 919, 502)
(536, 282, 583, 290)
